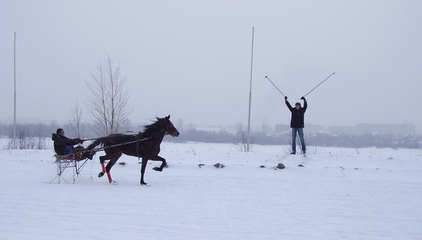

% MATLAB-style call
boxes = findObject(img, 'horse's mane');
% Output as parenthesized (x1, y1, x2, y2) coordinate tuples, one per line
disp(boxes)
(142, 118, 165, 135)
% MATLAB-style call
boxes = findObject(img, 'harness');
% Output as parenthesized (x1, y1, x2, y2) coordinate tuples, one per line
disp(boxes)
(96, 136, 151, 152)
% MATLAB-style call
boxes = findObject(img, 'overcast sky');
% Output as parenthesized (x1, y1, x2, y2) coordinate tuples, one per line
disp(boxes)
(1, 0, 422, 131)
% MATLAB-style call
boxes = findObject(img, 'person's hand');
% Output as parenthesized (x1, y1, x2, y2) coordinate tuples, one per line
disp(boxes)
(301, 96, 306, 100)
(284, 96, 288, 100)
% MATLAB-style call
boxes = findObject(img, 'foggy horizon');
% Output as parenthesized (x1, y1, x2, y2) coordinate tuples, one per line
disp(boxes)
(0, 117, 419, 136)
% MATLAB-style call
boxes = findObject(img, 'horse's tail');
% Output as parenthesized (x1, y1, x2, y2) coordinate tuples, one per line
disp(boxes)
(86, 137, 105, 150)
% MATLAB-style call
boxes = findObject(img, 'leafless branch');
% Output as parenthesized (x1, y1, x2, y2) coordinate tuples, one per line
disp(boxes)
(85, 55, 131, 136)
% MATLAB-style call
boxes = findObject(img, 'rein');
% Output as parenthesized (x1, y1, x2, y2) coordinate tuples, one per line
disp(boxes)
(82, 133, 139, 142)
(96, 136, 151, 151)
(95, 131, 168, 152)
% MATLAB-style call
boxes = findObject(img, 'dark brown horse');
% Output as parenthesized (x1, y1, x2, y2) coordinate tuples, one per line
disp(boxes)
(87, 115, 179, 185)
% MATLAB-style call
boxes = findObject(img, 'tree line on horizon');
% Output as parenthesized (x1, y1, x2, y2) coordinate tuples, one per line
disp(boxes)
(0, 122, 420, 150)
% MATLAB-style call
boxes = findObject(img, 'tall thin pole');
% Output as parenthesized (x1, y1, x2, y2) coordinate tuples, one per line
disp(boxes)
(303, 72, 335, 97)
(265, 76, 286, 97)
(246, 27, 254, 152)
(13, 32, 17, 149)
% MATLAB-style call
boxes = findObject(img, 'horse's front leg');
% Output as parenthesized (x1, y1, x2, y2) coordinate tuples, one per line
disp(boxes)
(140, 157, 148, 185)
(151, 155, 167, 172)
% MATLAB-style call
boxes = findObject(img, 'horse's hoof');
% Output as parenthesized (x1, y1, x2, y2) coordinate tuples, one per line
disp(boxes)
(98, 172, 104, 178)
(153, 167, 163, 172)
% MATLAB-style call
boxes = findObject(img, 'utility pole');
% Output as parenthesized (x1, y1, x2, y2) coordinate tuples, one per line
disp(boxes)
(246, 27, 254, 152)
(13, 32, 17, 149)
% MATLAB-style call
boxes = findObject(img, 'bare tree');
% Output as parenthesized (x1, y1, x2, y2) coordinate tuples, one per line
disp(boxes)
(234, 123, 254, 152)
(68, 100, 83, 138)
(86, 55, 131, 136)
(33, 126, 47, 150)
(5, 125, 46, 150)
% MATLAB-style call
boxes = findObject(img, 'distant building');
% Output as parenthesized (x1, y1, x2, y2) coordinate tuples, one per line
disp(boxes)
(275, 123, 418, 137)
(274, 124, 290, 135)
(274, 123, 324, 135)
(327, 123, 417, 136)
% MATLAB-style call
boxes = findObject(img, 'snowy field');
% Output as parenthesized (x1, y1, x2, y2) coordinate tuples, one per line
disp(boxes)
(0, 140, 421, 240)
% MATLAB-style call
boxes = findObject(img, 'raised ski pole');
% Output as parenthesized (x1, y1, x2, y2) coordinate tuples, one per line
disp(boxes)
(303, 72, 336, 97)
(265, 76, 286, 97)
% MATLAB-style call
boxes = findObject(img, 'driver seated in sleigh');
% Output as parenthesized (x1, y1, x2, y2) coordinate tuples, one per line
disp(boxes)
(52, 128, 95, 161)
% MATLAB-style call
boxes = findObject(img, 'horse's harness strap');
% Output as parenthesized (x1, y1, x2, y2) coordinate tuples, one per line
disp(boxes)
(136, 135, 141, 159)
(93, 131, 166, 152)
(96, 137, 151, 152)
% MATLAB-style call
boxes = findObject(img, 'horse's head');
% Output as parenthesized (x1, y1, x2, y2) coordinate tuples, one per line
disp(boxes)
(144, 115, 180, 137)
(159, 115, 180, 137)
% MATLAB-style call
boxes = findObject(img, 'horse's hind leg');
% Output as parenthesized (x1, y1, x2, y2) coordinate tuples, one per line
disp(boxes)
(98, 155, 115, 183)
(103, 152, 122, 183)
(98, 155, 110, 178)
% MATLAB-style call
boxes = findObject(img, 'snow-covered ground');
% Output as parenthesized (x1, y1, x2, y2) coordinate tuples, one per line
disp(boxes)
(1, 140, 421, 240)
